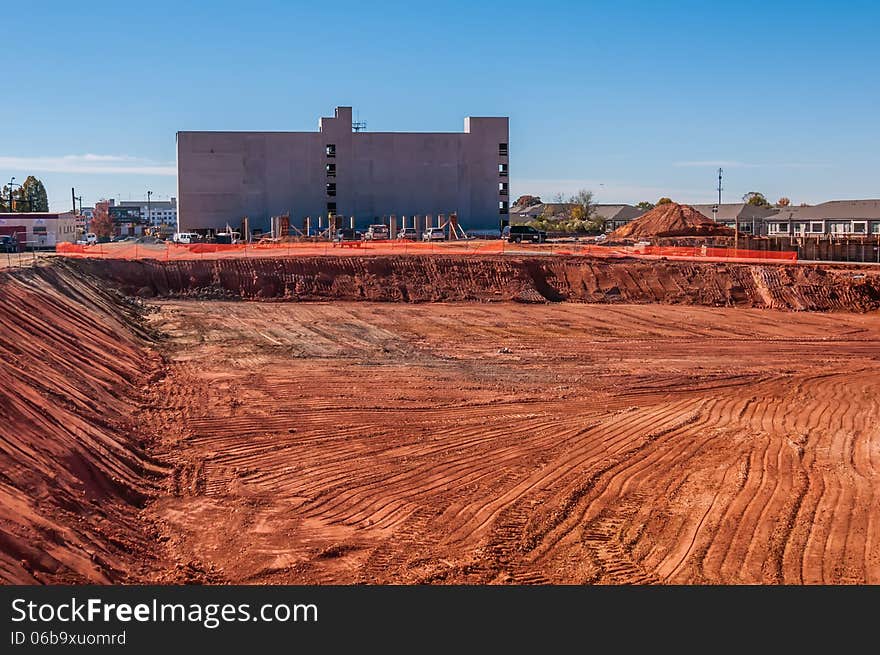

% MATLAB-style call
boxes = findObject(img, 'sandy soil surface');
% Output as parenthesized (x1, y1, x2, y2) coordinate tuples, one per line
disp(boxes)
(142, 300, 880, 584)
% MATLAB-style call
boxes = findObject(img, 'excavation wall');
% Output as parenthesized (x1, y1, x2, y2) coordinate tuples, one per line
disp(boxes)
(66, 256, 880, 312)
(0, 266, 166, 583)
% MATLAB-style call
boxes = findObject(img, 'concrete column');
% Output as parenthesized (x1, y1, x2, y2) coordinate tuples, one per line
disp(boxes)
(425, 214, 432, 232)
(389, 214, 397, 238)
(350, 216, 355, 229)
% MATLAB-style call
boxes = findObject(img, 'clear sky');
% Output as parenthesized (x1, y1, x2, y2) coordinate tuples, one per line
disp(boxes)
(3, 0, 878, 211)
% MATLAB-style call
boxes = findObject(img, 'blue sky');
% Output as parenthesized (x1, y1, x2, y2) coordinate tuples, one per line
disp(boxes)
(3, 0, 878, 211)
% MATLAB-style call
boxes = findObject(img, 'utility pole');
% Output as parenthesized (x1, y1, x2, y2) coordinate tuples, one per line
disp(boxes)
(147, 190, 153, 232)
(9, 177, 17, 211)
(717, 167, 723, 206)
(72, 187, 77, 213)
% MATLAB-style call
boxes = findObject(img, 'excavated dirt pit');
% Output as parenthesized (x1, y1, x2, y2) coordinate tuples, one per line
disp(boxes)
(2, 256, 879, 584)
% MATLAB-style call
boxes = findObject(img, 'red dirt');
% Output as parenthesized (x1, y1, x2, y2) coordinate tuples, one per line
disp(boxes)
(609, 202, 734, 239)
(66, 256, 880, 312)
(143, 299, 880, 584)
(3, 258, 880, 584)
(0, 267, 167, 583)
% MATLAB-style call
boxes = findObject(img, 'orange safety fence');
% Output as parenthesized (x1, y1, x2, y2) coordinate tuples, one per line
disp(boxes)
(54, 240, 797, 263)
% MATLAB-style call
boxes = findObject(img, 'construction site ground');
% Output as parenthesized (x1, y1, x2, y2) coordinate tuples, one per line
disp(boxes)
(144, 300, 880, 584)
(1, 256, 879, 584)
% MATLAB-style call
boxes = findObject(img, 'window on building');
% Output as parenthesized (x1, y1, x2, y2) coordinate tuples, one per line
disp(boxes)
(810, 223, 823, 233)
(33, 226, 47, 234)
(498, 163, 508, 177)
(499, 182, 508, 195)
(853, 222, 867, 234)
(325, 144, 336, 157)
(499, 143, 508, 157)
(499, 201, 509, 215)
(326, 202, 337, 215)
(871, 222, 880, 234)
(326, 183, 337, 197)
(326, 163, 336, 177)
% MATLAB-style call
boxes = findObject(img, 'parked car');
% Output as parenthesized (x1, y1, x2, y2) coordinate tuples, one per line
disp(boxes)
(422, 227, 446, 242)
(76, 232, 98, 246)
(0, 235, 19, 253)
(397, 228, 418, 241)
(214, 231, 241, 244)
(364, 224, 390, 240)
(504, 225, 547, 243)
(333, 228, 363, 243)
(172, 232, 200, 244)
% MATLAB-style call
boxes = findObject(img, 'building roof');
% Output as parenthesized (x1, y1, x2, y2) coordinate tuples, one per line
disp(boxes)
(690, 203, 778, 222)
(510, 203, 643, 220)
(118, 199, 177, 208)
(771, 200, 880, 221)
(595, 204, 644, 221)
(0, 212, 73, 220)
(509, 202, 573, 218)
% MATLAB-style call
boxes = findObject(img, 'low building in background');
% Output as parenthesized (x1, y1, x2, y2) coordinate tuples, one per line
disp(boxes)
(692, 200, 880, 236)
(690, 203, 778, 235)
(118, 198, 177, 230)
(508, 202, 644, 229)
(596, 204, 645, 231)
(764, 200, 880, 236)
(108, 203, 148, 237)
(0, 212, 77, 248)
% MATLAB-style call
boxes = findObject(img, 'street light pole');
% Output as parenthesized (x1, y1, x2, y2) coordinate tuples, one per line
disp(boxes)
(147, 190, 152, 234)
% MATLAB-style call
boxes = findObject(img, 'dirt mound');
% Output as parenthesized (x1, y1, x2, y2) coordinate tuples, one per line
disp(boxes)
(0, 266, 167, 583)
(64, 256, 880, 312)
(609, 203, 734, 239)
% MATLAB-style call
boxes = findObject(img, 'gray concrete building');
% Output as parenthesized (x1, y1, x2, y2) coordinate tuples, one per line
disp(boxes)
(176, 106, 509, 233)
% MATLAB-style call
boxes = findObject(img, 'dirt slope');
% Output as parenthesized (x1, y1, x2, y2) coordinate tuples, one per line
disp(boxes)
(609, 202, 734, 239)
(0, 266, 167, 583)
(65, 256, 880, 312)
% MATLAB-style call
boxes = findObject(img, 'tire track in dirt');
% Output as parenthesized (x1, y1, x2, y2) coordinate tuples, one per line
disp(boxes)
(137, 298, 880, 584)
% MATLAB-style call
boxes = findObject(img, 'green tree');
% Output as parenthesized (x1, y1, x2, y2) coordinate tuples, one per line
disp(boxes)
(743, 191, 770, 207)
(570, 188, 595, 213)
(636, 201, 654, 211)
(0, 185, 12, 212)
(657, 197, 673, 205)
(19, 176, 49, 212)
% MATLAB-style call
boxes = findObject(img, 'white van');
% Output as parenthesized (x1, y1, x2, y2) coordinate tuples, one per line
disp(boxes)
(173, 232, 199, 244)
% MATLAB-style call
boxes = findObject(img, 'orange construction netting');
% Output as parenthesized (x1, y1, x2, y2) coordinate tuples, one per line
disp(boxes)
(55, 240, 797, 263)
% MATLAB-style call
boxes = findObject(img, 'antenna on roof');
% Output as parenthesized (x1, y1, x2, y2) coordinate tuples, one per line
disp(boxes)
(717, 167, 723, 205)
(352, 109, 367, 132)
